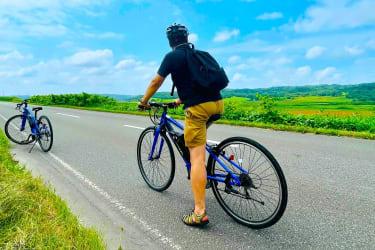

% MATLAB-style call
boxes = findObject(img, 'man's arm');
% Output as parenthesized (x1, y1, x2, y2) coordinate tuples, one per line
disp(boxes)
(139, 74, 165, 104)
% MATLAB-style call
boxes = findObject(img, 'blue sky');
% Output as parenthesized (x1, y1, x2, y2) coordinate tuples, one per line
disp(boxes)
(1, 0, 375, 96)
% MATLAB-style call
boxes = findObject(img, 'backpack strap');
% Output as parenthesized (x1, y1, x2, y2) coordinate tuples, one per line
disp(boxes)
(170, 43, 195, 96)
(170, 82, 175, 96)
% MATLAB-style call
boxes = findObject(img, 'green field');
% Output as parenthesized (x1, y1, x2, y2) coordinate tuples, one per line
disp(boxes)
(1, 93, 374, 139)
(222, 96, 375, 116)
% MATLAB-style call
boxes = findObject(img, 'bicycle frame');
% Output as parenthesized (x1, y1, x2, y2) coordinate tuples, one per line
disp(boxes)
(20, 105, 42, 136)
(149, 109, 248, 187)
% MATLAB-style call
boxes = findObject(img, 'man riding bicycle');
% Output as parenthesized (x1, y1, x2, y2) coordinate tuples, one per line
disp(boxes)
(138, 23, 224, 226)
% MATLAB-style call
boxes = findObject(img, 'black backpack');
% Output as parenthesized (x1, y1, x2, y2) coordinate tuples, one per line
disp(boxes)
(171, 43, 229, 96)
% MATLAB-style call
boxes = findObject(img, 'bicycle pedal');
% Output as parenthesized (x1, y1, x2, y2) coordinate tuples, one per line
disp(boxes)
(205, 182, 211, 189)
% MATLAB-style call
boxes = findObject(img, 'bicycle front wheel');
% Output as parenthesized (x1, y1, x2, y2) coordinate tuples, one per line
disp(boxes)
(4, 115, 35, 145)
(137, 126, 175, 192)
(208, 137, 288, 229)
(37, 115, 53, 152)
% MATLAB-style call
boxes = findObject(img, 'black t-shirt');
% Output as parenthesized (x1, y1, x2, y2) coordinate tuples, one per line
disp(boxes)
(157, 44, 222, 109)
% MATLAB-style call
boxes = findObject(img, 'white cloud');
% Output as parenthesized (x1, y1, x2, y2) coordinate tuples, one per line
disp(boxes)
(188, 33, 198, 43)
(296, 66, 311, 77)
(274, 57, 292, 65)
(0, 0, 114, 39)
(115, 59, 141, 70)
(65, 49, 113, 67)
(232, 73, 245, 81)
(0, 50, 160, 95)
(213, 29, 239, 42)
(367, 40, 375, 49)
(84, 32, 124, 39)
(294, 0, 375, 32)
(24, 24, 68, 36)
(228, 55, 240, 63)
(344, 46, 363, 56)
(315, 67, 336, 80)
(172, 7, 182, 16)
(256, 12, 283, 20)
(57, 41, 73, 48)
(0, 1, 112, 11)
(0, 50, 29, 62)
(229, 72, 258, 88)
(306, 46, 325, 59)
(242, 57, 292, 70)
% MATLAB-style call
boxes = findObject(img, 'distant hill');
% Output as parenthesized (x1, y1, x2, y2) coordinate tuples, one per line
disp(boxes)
(16, 95, 31, 100)
(90, 82, 375, 103)
(141, 82, 375, 103)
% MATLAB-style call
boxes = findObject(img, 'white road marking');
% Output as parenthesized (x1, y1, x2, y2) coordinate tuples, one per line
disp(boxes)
(123, 124, 145, 130)
(48, 153, 181, 250)
(123, 124, 221, 144)
(0, 113, 8, 122)
(0, 112, 180, 249)
(56, 112, 80, 118)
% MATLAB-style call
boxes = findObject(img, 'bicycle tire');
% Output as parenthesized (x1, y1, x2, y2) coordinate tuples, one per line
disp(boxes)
(37, 115, 53, 152)
(207, 137, 288, 229)
(4, 114, 35, 145)
(137, 126, 175, 192)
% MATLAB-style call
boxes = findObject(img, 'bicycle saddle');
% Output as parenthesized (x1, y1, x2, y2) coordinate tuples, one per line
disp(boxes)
(32, 107, 43, 111)
(206, 114, 221, 128)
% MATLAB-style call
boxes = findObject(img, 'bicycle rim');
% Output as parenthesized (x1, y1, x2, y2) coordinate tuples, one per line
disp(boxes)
(137, 127, 175, 191)
(5, 115, 34, 145)
(209, 137, 287, 229)
(37, 116, 53, 152)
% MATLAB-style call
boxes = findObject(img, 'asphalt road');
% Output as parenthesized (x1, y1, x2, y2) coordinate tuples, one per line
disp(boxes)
(0, 101, 374, 250)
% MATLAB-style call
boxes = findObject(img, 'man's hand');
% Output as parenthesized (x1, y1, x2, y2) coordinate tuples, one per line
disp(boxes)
(174, 98, 181, 108)
(138, 100, 150, 111)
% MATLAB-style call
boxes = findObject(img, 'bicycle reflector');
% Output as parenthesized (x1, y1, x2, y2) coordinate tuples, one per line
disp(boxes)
(230, 155, 234, 161)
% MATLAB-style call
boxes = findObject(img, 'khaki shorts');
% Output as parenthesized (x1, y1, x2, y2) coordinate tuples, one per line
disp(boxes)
(184, 100, 224, 148)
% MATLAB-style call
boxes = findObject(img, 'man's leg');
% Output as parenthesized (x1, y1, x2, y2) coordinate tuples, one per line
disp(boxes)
(189, 144, 206, 216)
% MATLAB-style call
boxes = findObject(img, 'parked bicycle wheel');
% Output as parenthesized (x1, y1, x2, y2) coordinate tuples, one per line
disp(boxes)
(137, 126, 175, 191)
(4, 115, 35, 145)
(207, 137, 288, 229)
(37, 115, 53, 152)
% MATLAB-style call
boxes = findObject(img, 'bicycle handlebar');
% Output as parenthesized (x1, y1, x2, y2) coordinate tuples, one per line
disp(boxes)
(15, 99, 29, 110)
(146, 101, 178, 125)
(149, 101, 177, 109)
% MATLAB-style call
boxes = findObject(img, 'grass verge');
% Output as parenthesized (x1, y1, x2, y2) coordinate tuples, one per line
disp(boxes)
(30, 103, 375, 140)
(0, 129, 106, 249)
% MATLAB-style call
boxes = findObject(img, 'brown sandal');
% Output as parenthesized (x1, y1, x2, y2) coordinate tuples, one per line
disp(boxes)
(182, 210, 209, 227)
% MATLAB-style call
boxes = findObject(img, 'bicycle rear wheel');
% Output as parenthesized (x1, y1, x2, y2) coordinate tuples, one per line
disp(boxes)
(208, 137, 288, 229)
(37, 115, 53, 152)
(4, 115, 35, 144)
(137, 126, 175, 192)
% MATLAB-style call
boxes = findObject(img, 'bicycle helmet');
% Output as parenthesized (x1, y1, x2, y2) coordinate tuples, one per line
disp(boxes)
(166, 23, 188, 47)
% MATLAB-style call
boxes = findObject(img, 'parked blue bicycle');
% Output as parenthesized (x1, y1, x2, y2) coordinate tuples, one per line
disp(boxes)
(137, 102, 287, 228)
(4, 99, 53, 153)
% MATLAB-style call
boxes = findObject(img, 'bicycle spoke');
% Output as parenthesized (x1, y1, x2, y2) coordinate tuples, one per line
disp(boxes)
(138, 129, 174, 190)
(211, 139, 286, 227)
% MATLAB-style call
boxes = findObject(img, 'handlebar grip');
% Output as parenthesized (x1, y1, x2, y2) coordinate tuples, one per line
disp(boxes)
(138, 105, 151, 111)
(149, 102, 178, 109)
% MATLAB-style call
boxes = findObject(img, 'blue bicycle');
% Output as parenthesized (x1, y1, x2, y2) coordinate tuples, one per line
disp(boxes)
(4, 99, 53, 153)
(137, 102, 287, 228)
